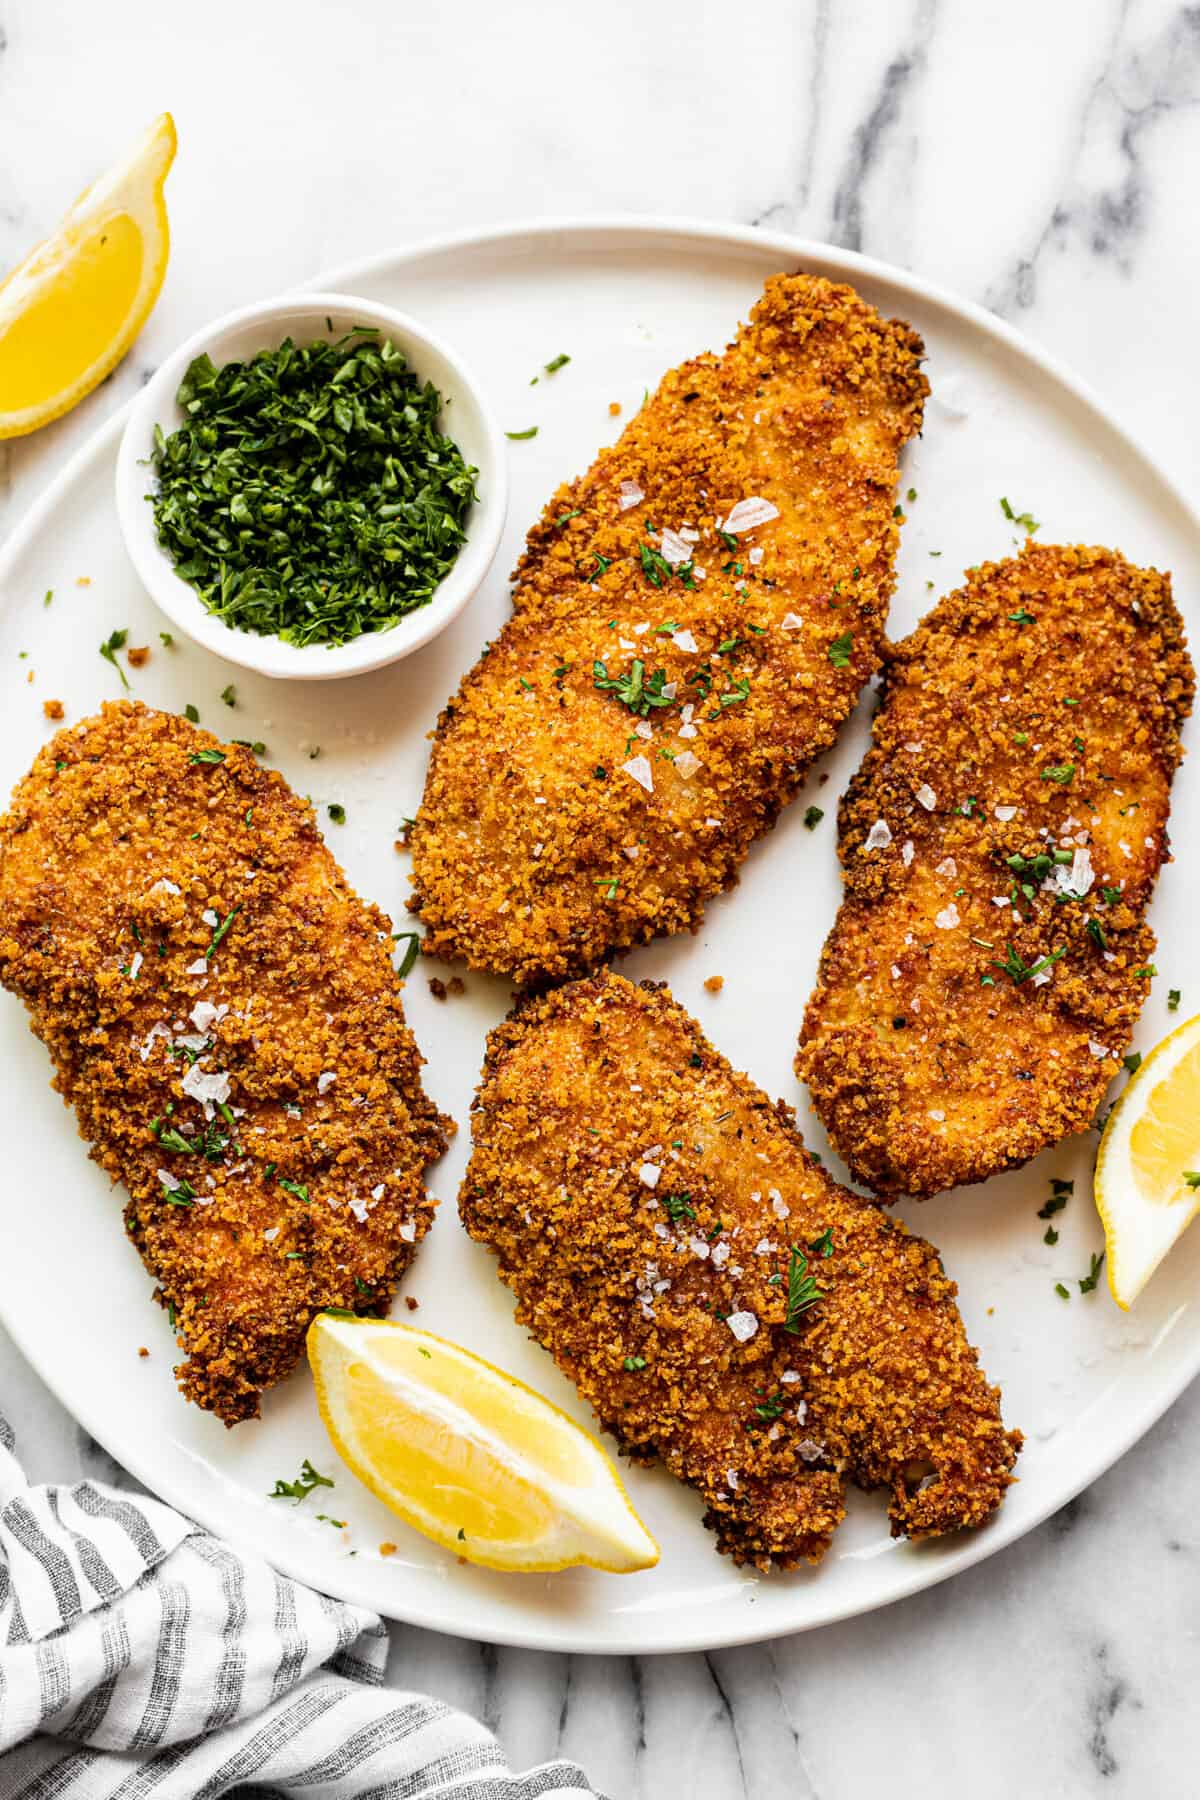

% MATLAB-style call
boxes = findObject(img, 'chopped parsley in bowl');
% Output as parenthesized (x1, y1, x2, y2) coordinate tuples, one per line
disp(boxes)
(116, 293, 507, 681)
(151, 331, 476, 647)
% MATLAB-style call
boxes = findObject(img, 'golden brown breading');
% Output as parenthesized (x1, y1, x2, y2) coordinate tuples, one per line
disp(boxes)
(798, 544, 1194, 1199)
(411, 273, 927, 985)
(460, 972, 1019, 1569)
(0, 702, 450, 1424)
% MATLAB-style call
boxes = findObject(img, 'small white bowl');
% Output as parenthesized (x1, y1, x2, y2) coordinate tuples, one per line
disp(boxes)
(115, 292, 507, 681)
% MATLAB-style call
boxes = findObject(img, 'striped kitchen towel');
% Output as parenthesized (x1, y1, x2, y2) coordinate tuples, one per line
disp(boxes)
(0, 1417, 600, 1798)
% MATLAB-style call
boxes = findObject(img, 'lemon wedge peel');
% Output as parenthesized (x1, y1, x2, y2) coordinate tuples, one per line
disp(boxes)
(0, 113, 176, 439)
(307, 1314, 659, 1575)
(1095, 1012, 1200, 1310)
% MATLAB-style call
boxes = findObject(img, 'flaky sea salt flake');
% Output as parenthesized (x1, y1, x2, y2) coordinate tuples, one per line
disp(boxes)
(621, 754, 654, 793)
(722, 496, 779, 535)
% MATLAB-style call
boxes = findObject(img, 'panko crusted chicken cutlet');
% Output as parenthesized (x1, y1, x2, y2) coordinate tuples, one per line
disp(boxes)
(0, 703, 450, 1423)
(412, 274, 927, 984)
(460, 973, 1019, 1568)
(799, 544, 1194, 1199)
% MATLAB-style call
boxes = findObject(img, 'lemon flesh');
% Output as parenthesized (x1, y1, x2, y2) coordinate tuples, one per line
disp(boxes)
(307, 1315, 659, 1573)
(0, 114, 175, 437)
(1095, 1013, 1200, 1308)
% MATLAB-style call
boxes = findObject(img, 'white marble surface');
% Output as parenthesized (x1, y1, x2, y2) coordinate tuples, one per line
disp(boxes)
(2, 0, 1200, 1792)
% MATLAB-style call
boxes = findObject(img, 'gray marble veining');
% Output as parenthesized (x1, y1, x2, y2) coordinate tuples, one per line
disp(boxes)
(2, 2, 1198, 1793)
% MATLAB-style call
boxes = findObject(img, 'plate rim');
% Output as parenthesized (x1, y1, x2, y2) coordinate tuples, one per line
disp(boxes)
(1, 213, 1198, 1655)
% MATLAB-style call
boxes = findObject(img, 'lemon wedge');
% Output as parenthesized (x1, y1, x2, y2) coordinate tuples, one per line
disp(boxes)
(0, 113, 176, 438)
(307, 1315, 659, 1573)
(1095, 1012, 1200, 1308)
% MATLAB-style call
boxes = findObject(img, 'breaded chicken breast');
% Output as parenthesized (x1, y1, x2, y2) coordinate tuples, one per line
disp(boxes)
(799, 545, 1194, 1199)
(460, 972, 1019, 1568)
(412, 273, 927, 984)
(0, 703, 450, 1423)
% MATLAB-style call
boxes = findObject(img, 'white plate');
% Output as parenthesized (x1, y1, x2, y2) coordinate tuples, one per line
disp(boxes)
(1, 219, 1197, 1655)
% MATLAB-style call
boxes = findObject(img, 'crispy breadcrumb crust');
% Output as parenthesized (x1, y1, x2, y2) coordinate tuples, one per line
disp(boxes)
(798, 544, 1194, 1198)
(0, 702, 451, 1423)
(460, 972, 1019, 1569)
(411, 273, 927, 984)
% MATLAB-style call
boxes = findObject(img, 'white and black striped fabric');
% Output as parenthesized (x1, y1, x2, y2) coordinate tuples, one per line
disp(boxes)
(0, 1418, 600, 1798)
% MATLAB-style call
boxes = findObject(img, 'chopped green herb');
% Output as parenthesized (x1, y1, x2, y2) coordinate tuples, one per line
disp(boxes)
(279, 1178, 310, 1204)
(1123, 1052, 1142, 1074)
(1077, 1252, 1104, 1295)
(662, 1192, 695, 1224)
(100, 629, 130, 690)
(593, 657, 673, 716)
(638, 540, 694, 590)
(543, 353, 571, 375)
(1055, 1282, 1070, 1300)
(184, 703, 200, 723)
(808, 1227, 834, 1259)
(206, 905, 240, 961)
(753, 1393, 786, 1421)
(159, 631, 174, 647)
(587, 554, 611, 583)
(828, 631, 853, 669)
(1044, 1226, 1059, 1245)
(1168, 988, 1181, 1012)
(803, 806, 824, 829)
(316, 1514, 347, 1528)
(992, 942, 1066, 985)
(327, 803, 346, 825)
(782, 1246, 824, 1332)
(1000, 496, 1040, 533)
(1183, 1172, 1200, 1188)
(1041, 763, 1075, 785)
(393, 931, 421, 979)
(151, 335, 477, 647)
(269, 1459, 334, 1503)
(623, 1355, 647, 1372)
(506, 427, 538, 440)
(232, 739, 267, 756)
(220, 684, 236, 707)
(1087, 919, 1108, 952)
(1008, 608, 1036, 626)
(189, 749, 225, 765)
